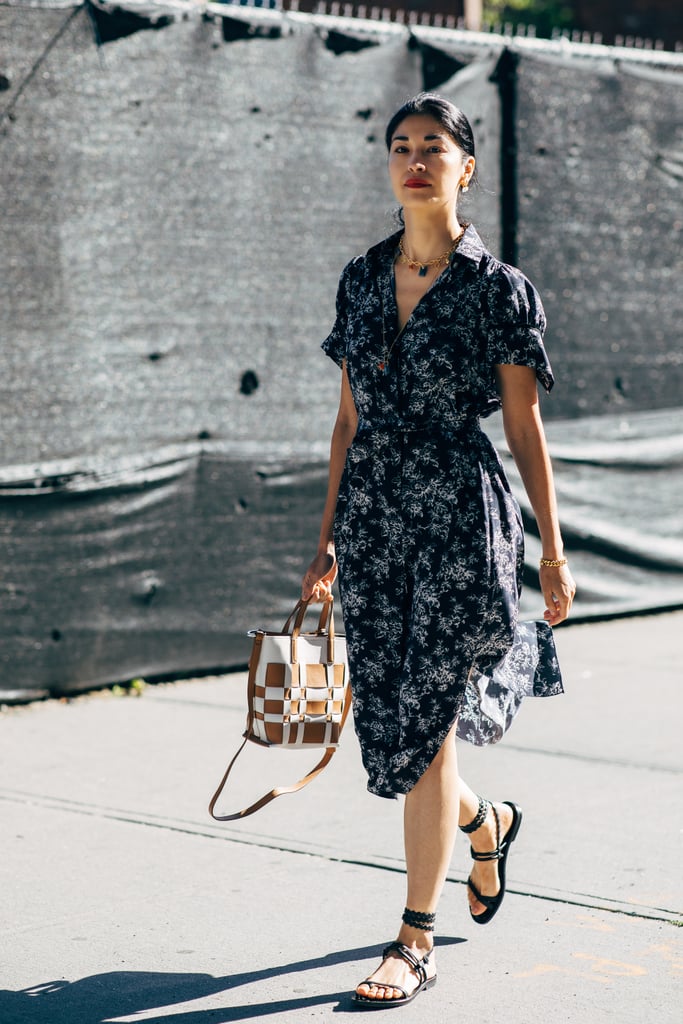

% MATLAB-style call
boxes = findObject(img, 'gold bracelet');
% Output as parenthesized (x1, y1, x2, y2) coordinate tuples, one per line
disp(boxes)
(539, 557, 568, 568)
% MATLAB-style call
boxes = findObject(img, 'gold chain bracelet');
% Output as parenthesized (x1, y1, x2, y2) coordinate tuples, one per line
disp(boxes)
(539, 557, 568, 568)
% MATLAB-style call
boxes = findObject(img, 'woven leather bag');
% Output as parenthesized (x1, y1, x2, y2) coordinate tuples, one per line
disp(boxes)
(209, 597, 350, 821)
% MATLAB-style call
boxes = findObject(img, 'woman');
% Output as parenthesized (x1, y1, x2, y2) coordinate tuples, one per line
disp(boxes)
(302, 93, 575, 1009)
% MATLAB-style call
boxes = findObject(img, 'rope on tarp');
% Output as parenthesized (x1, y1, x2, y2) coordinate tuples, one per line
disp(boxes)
(0, 5, 85, 127)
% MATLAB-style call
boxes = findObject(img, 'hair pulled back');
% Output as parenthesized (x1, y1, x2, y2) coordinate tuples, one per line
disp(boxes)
(385, 93, 476, 170)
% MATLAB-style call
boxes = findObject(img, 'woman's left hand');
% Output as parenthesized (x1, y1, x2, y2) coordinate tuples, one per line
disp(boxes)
(540, 563, 576, 625)
(302, 550, 337, 603)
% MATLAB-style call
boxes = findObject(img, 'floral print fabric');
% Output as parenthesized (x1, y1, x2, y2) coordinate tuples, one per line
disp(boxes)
(322, 225, 563, 799)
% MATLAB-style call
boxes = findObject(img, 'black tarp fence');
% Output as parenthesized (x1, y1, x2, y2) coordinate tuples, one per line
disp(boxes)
(1, 1, 682, 699)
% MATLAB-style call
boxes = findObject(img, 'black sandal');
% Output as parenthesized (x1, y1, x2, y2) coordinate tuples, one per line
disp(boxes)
(460, 797, 523, 925)
(353, 941, 437, 1010)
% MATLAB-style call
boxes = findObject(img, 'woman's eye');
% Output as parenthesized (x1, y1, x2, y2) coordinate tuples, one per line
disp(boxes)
(393, 145, 408, 153)
(427, 146, 443, 153)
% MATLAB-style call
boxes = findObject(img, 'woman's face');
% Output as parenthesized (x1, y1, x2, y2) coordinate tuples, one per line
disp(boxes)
(387, 113, 475, 213)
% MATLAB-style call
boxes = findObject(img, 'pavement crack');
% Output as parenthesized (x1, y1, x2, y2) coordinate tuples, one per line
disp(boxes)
(1, 787, 681, 927)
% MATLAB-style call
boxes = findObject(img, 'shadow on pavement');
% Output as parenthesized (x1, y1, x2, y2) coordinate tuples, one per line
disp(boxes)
(0, 938, 466, 1022)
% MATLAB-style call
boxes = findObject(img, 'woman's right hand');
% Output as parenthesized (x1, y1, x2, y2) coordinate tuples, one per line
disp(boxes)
(302, 549, 337, 602)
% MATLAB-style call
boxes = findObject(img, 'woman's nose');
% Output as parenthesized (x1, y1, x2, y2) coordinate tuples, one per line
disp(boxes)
(409, 157, 426, 171)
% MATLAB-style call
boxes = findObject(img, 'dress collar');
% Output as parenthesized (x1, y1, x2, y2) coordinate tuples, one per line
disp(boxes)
(365, 223, 487, 268)
(453, 224, 487, 264)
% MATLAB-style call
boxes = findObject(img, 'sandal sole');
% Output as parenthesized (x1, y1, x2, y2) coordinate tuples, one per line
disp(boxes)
(468, 800, 523, 926)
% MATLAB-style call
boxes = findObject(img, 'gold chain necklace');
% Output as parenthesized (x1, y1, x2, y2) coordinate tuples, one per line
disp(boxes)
(378, 227, 466, 372)
(397, 226, 465, 278)
(378, 301, 408, 373)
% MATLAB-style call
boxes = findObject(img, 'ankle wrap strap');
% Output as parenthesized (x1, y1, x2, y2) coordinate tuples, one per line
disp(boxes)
(469, 804, 502, 860)
(402, 907, 436, 932)
(459, 795, 490, 834)
(470, 849, 500, 861)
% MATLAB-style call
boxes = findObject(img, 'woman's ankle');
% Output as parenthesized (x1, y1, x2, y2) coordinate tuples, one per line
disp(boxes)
(400, 906, 436, 947)
(396, 922, 434, 954)
(469, 804, 495, 842)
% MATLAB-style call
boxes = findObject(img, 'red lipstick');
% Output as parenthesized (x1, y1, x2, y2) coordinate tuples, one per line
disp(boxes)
(404, 178, 430, 188)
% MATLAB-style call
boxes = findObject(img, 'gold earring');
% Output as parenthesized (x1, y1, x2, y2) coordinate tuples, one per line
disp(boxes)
(461, 180, 469, 192)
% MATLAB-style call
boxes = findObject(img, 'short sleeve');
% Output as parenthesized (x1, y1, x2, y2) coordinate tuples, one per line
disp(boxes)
(321, 259, 355, 368)
(485, 264, 554, 393)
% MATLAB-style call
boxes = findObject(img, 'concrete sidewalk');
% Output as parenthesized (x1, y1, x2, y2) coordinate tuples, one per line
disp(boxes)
(1, 612, 681, 1023)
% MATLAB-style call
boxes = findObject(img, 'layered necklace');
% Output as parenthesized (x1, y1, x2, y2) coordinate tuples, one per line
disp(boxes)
(397, 225, 466, 277)
(377, 227, 466, 373)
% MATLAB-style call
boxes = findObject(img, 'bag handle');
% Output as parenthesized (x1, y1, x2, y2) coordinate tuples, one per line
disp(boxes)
(282, 595, 332, 635)
(285, 596, 336, 665)
(208, 600, 350, 822)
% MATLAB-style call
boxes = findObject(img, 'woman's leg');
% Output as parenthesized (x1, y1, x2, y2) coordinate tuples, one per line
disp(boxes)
(356, 722, 460, 1001)
(459, 779, 516, 917)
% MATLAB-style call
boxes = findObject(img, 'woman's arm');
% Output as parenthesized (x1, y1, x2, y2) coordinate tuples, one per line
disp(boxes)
(495, 363, 576, 625)
(301, 362, 358, 601)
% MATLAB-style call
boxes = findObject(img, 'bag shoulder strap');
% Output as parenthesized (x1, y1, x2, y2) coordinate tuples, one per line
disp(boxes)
(208, 741, 339, 822)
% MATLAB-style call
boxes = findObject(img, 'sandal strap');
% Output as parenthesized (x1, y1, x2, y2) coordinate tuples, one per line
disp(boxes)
(382, 941, 430, 987)
(467, 876, 499, 910)
(470, 849, 501, 862)
(469, 803, 502, 860)
(358, 981, 409, 1000)
(459, 795, 490, 834)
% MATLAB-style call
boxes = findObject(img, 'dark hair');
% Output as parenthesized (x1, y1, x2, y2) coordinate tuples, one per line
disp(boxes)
(385, 93, 476, 170)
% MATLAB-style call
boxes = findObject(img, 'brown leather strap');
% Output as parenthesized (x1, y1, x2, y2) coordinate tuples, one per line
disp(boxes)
(208, 693, 352, 821)
(282, 596, 331, 634)
(208, 742, 335, 822)
(286, 597, 335, 665)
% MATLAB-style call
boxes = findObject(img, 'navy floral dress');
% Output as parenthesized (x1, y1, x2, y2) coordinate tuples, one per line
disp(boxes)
(322, 225, 563, 799)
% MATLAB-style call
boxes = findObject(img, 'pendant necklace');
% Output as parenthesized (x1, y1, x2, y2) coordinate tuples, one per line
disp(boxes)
(397, 226, 465, 277)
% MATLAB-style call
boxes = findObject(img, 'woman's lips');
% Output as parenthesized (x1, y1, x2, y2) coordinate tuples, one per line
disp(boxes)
(404, 179, 430, 188)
